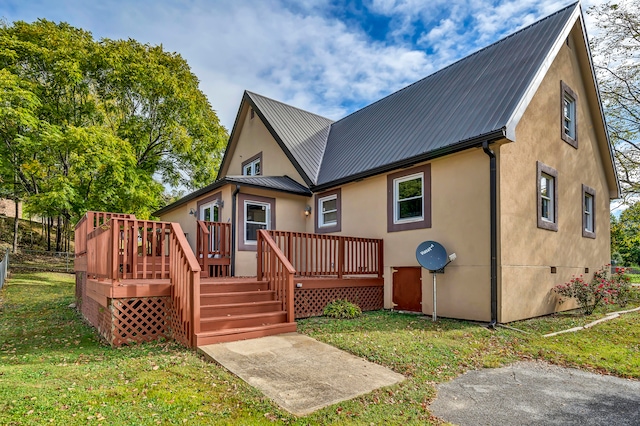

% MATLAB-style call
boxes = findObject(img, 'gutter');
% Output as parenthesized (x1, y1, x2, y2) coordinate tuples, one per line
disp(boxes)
(230, 185, 241, 276)
(312, 128, 506, 192)
(482, 141, 498, 328)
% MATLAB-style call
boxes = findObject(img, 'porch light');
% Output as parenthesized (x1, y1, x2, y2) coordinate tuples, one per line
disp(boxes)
(304, 205, 312, 216)
(189, 208, 196, 216)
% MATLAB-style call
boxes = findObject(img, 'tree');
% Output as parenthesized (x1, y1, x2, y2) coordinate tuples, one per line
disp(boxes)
(611, 202, 640, 265)
(589, 1, 640, 202)
(0, 19, 228, 250)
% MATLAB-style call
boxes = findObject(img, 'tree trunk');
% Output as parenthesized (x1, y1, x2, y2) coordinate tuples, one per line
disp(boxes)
(55, 216, 62, 252)
(47, 216, 51, 251)
(12, 199, 19, 254)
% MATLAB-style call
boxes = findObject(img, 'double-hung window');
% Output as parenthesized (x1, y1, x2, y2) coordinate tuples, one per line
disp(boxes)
(244, 201, 270, 244)
(561, 81, 578, 148)
(387, 164, 431, 232)
(537, 162, 558, 231)
(583, 184, 596, 238)
(318, 195, 338, 227)
(394, 173, 424, 223)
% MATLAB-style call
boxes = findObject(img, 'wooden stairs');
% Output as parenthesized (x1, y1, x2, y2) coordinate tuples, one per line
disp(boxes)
(195, 277, 297, 346)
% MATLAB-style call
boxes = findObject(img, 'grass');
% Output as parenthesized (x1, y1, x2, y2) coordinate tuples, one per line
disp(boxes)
(1, 272, 638, 425)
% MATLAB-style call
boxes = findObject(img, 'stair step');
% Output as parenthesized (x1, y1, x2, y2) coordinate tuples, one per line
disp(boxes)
(200, 277, 260, 285)
(200, 281, 268, 293)
(196, 322, 297, 346)
(199, 311, 287, 332)
(201, 290, 275, 305)
(201, 301, 282, 317)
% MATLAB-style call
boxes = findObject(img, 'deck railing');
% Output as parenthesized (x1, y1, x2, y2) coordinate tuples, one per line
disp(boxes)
(257, 230, 295, 323)
(196, 220, 232, 277)
(169, 223, 201, 347)
(85, 217, 172, 281)
(265, 230, 383, 278)
(75, 211, 136, 258)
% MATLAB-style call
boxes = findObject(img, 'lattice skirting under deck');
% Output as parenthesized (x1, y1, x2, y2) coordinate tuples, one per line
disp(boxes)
(111, 298, 168, 346)
(294, 286, 383, 318)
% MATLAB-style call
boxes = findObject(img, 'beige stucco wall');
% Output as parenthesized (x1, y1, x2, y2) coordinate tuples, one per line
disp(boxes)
(498, 27, 613, 322)
(235, 188, 310, 276)
(308, 148, 493, 322)
(159, 185, 234, 253)
(225, 108, 306, 185)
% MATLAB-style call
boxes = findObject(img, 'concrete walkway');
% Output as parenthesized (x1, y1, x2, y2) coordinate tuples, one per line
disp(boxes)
(199, 332, 404, 416)
(430, 361, 640, 425)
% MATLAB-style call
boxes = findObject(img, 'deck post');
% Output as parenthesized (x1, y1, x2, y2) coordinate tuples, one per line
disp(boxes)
(377, 240, 384, 279)
(338, 237, 344, 279)
(257, 232, 263, 281)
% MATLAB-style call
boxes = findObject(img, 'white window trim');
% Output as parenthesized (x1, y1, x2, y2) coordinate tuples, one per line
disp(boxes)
(393, 172, 424, 224)
(242, 158, 261, 176)
(584, 193, 594, 232)
(540, 173, 555, 223)
(244, 200, 270, 245)
(318, 194, 338, 228)
(563, 95, 576, 139)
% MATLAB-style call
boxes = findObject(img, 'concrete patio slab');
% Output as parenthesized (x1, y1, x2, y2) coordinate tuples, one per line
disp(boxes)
(430, 361, 640, 425)
(198, 332, 405, 416)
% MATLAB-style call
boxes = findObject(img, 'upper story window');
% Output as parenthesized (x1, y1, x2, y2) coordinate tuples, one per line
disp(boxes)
(561, 81, 578, 148)
(583, 184, 596, 239)
(394, 173, 424, 223)
(537, 161, 558, 232)
(241, 152, 262, 176)
(387, 164, 432, 232)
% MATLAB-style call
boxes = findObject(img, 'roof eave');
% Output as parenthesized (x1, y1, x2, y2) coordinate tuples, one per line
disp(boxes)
(312, 128, 507, 192)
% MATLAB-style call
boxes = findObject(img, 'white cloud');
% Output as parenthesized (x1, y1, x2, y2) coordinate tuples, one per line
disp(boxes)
(1, 0, 613, 131)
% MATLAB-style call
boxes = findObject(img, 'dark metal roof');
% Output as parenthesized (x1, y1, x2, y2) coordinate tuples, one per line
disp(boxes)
(153, 176, 310, 216)
(225, 175, 312, 196)
(315, 2, 578, 187)
(246, 91, 333, 185)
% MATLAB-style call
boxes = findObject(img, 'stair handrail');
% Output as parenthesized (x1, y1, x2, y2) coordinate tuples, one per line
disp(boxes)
(257, 229, 296, 323)
(169, 222, 202, 348)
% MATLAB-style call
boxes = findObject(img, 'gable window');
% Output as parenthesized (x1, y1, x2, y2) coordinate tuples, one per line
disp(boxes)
(241, 152, 262, 176)
(583, 184, 596, 239)
(537, 162, 558, 231)
(561, 81, 578, 148)
(387, 164, 431, 232)
(238, 193, 275, 251)
(315, 188, 341, 233)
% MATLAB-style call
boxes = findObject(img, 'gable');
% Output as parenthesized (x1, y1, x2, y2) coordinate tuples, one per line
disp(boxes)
(221, 105, 307, 185)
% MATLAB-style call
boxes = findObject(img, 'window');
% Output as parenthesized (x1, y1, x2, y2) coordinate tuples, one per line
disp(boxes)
(238, 193, 275, 251)
(244, 201, 269, 244)
(315, 189, 341, 233)
(561, 81, 578, 148)
(395, 173, 424, 223)
(583, 184, 596, 239)
(537, 162, 558, 231)
(241, 152, 262, 176)
(387, 164, 431, 232)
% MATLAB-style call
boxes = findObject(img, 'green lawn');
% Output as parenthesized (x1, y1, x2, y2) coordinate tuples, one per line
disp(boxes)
(1, 272, 638, 425)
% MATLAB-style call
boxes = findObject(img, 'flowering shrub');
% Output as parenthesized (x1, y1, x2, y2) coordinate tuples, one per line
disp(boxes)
(554, 265, 630, 315)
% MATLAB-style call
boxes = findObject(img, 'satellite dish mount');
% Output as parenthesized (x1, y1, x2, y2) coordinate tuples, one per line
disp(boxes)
(416, 241, 457, 321)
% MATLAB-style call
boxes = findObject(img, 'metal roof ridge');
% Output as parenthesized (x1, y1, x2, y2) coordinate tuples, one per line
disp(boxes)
(327, 2, 580, 128)
(245, 91, 334, 122)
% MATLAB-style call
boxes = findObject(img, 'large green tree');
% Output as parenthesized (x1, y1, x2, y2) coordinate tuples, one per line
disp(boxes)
(589, 1, 640, 202)
(0, 19, 227, 250)
(611, 202, 640, 265)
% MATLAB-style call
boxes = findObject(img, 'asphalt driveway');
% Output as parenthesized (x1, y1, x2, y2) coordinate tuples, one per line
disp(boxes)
(429, 361, 640, 425)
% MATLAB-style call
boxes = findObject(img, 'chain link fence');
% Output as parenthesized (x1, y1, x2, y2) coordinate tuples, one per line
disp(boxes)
(0, 249, 8, 289)
(10, 249, 73, 273)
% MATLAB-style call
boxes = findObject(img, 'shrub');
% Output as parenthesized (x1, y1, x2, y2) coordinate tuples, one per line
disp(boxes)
(323, 299, 362, 319)
(554, 265, 631, 315)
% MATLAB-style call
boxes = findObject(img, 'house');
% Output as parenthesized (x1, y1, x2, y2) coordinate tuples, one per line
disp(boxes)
(75, 3, 618, 347)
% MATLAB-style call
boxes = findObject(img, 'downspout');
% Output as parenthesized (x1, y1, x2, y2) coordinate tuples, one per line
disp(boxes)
(230, 185, 241, 276)
(482, 141, 498, 328)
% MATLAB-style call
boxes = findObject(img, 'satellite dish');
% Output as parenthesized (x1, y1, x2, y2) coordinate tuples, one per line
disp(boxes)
(416, 241, 448, 272)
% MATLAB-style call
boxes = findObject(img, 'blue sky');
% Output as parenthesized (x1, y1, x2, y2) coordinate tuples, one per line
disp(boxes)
(1, 0, 606, 130)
